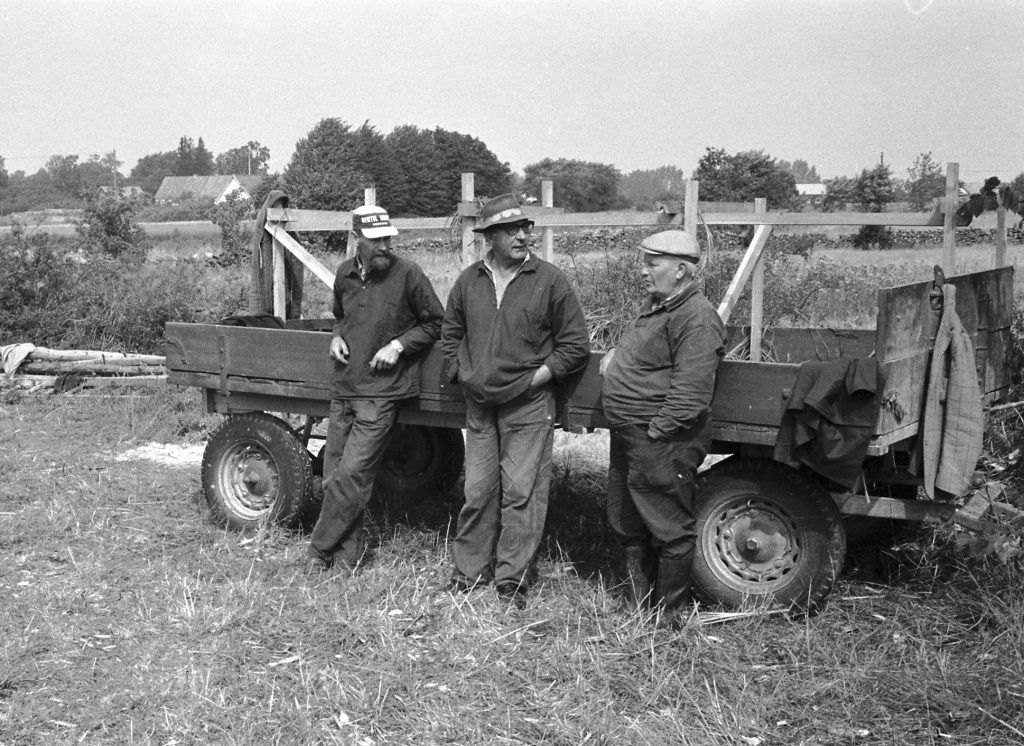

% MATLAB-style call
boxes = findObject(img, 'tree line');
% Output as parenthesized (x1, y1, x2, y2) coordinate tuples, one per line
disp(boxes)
(2, 123, 1021, 219)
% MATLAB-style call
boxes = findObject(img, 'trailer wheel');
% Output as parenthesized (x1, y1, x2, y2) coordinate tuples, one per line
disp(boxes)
(376, 424, 465, 494)
(693, 458, 845, 614)
(202, 413, 313, 531)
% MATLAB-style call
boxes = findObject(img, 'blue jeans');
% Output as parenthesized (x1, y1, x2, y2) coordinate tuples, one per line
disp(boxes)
(606, 420, 708, 560)
(309, 398, 398, 565)
(452, 385, 556, 588)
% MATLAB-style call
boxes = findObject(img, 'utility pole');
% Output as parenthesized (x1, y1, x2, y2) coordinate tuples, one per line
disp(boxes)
(247, 145, 252, 176)
(112, 148, 118, 193)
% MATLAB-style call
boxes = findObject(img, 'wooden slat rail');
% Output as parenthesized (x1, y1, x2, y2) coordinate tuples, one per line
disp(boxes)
(264, 224, 335, 287)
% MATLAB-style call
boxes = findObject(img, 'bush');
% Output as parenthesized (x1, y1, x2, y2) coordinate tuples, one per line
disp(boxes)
(0, 227, 76, 346)
(853, 224, 894, 250)
(76, 192, 150, 261)
(0, 224, 247, 353)
(207, 193, 254, 267)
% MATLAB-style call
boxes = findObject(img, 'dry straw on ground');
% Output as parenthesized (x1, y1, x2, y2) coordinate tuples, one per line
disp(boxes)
(2, 390, 1023, 745)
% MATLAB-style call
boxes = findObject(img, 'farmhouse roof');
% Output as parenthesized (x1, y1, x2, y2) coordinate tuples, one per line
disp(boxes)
(796, 183, 827, 197)
(235, 175, 265, 194)
(154, 175, 253, 204)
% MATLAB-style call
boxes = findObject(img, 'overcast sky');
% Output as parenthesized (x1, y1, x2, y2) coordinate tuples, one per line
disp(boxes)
(2, 0, 1021, 185)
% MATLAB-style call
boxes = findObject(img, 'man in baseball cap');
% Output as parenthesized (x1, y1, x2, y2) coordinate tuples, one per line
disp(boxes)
(305, 204, 443, 574)
(599, 229, 726, 627)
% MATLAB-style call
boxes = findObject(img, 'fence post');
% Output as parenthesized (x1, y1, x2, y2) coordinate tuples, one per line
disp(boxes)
(942, 163, 958, 273)
(272, 234, 286, 317)
(541, 179, 554, 262)
(345, 187, 379, 260)
(749, 198, 767, 362)
(684, 179, 699, 241)
(461, 172, 477, 268)
(996, 204, 1007, 268)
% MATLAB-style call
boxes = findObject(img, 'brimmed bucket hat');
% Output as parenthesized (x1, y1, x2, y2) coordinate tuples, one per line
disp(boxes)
(472, 194, 534, 233)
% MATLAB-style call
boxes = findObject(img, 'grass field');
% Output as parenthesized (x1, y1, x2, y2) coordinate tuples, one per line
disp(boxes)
(2, 390, 1024, 745)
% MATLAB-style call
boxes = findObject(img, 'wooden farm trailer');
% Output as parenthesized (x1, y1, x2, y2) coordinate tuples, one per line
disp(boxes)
(165, 165, 1017, 611)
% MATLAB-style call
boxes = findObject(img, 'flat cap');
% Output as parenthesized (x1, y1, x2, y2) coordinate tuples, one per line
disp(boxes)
(640, 230, 701, 260)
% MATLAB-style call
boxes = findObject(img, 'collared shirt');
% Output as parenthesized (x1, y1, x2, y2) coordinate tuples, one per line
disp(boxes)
(441, 254, 591, 406)
(482, 251, 530, 307)
(601, 283, 727, 438)
(331, 255, 444, 400)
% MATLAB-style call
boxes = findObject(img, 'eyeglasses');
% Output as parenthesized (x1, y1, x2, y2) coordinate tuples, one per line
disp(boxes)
(501, 222, 533, 235)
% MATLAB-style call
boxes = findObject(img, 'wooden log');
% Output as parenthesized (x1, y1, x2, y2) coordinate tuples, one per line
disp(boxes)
(28, 348, 165, 365)
(21, 360, 165, 375)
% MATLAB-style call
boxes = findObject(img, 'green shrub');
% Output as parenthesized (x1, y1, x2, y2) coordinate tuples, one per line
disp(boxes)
(207, 193, 254, 267)
(853, 224, 894, 250)
(76, 192, 151, 261)
(0, 227, 76, 346)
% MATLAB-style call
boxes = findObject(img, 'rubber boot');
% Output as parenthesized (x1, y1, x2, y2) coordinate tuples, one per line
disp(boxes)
(622, 544, 654, 610)
(654, 551, 694, 629)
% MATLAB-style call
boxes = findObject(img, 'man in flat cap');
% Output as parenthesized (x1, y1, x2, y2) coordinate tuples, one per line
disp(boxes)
(306, 204, 444, 573)
(442, 193, 590, 608)
(600, 229, 726, 626)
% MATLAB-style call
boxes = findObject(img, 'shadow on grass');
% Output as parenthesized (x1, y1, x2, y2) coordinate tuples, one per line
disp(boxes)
(356, 459, 617, 582)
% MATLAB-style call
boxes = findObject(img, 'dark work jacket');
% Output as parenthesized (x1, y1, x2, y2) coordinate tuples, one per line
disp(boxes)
(249, 189, 304, 319)
(441, 254, 590, 406)
(601, 284, 726, 438)
(331, 255, 443, 401)
(772, 358, 884, 489)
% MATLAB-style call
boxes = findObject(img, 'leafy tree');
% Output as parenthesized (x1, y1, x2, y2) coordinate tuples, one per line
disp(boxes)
(694, 148, 799, 209)
(46, 154, 82, 196)
(216, 140, 270, 176)
(129, 151, 177, 195)
(284, 118, 368, 211)
(522, 158, 623, 212)
(853, 162, 895, 212)
(618, 165, 686, 209)
(1011, 172, 1024, 199)
(78, 152, 125, 193)
(851, 162, 895, 249)
(0, 169, 68, 214)
(432, 128, 512, 209)
(174, 136, 215, 176)
(822, 175, 855, 212)
(0, 154, 8, 191)
(349, 121, 402, 209)
(383, 125, 447, 216)
(905, 152, 945, 211)
(779, 159, 820, 183)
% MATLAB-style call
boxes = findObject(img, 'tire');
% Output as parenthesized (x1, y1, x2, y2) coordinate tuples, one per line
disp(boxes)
(375, 424, 465, 494)
(693, 458, 846, 614)
(201, 413, 314, 531)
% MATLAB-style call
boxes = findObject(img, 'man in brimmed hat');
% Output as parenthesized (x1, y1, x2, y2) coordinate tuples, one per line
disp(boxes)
(441, 193, 590, 608)
(599, 229, 726, 627)
(306, 204, 444, 573)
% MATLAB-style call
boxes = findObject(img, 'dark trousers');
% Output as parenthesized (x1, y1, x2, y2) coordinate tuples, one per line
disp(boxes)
(606, 421, 708, 559)
(309, 398, 398, 565)
(452, 385, 556, 588)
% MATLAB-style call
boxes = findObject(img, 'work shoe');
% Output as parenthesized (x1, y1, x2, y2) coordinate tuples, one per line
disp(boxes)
(495, 581, 528, 610)
(445, 575, 484, 594)
(302, 554, 333, 576)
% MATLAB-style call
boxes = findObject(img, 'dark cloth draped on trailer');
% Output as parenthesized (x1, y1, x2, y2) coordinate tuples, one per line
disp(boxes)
(249, 190, 304, 319)
(773, 359, 884, 490)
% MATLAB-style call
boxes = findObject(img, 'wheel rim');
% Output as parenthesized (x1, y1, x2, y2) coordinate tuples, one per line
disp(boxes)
(216, 440, 280, 521)
(702, 496, 803, 593)
(383, 426, 435, 480)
